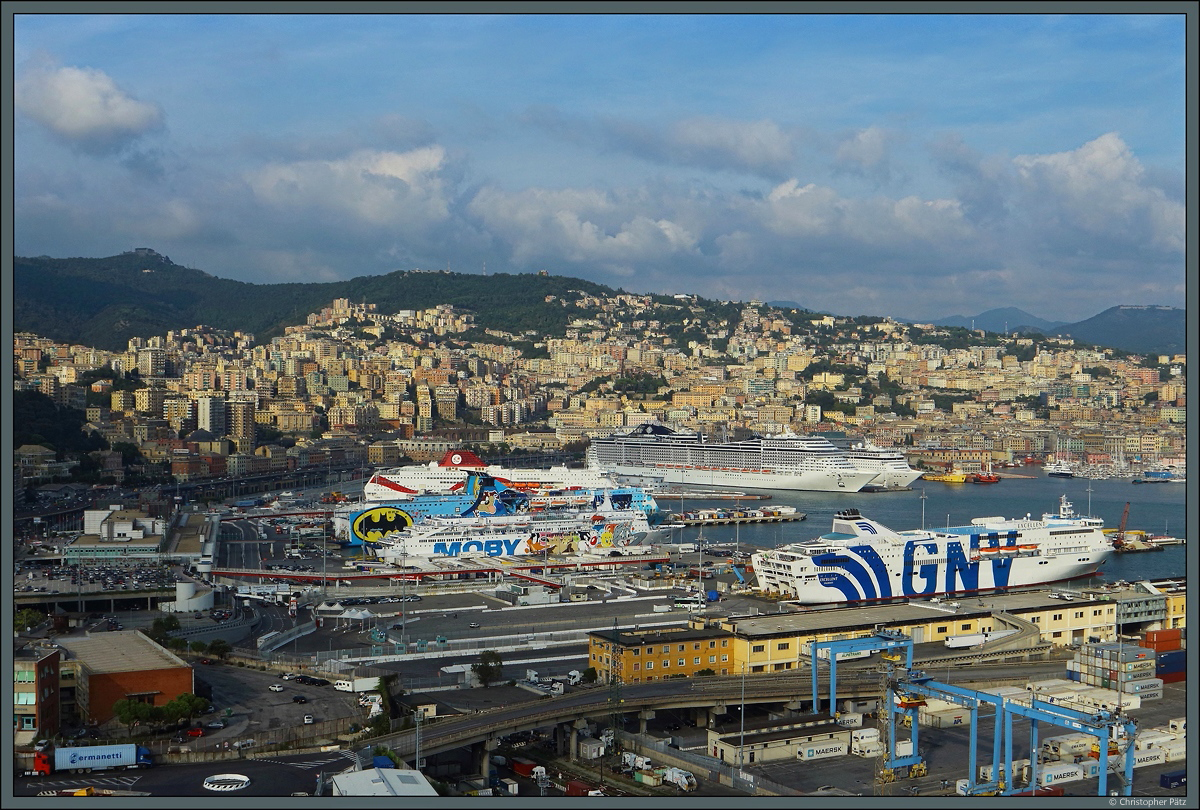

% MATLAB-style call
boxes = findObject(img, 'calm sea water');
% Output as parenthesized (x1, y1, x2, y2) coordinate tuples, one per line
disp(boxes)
(657, 470, 1189, 584)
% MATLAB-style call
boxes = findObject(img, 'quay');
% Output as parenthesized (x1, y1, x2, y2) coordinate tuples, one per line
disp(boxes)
(653, 491, 772, 501)
(669, 513, 806, 527)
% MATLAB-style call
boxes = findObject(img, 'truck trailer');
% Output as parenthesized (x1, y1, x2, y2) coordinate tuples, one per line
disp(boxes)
(26, 744, 153, 776)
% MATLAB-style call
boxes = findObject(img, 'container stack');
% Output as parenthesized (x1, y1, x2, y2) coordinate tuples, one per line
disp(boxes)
(1066, 642, 1156, 691)
(1145, 630, 1186, 684)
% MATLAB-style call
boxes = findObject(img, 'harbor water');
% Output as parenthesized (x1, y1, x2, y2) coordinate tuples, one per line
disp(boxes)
(658, 470, 1188, 585)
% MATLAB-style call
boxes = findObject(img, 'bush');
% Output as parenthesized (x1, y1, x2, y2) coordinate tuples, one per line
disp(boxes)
(236, 661, 245, 667)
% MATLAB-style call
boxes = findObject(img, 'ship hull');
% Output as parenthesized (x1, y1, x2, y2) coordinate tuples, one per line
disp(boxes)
(600, 463, 877, 493)
(756, 552, 1110, 604)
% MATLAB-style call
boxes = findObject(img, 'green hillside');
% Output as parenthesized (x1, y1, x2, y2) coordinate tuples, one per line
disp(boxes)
(13, 251, 628, 350)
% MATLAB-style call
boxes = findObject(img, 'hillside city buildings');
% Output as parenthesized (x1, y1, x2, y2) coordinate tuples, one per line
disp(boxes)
(12, 291, 1187, 490)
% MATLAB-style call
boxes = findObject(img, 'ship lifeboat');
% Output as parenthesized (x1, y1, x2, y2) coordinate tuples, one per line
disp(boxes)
(1018, 544, 1039, 550)
(979, 547, 1002, 554)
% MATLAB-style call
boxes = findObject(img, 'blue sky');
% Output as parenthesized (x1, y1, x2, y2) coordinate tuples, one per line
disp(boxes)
(12, 12, 1187, 322)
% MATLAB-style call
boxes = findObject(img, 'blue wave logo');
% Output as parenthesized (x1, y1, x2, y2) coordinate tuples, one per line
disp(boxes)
(855, 522, 878, 535)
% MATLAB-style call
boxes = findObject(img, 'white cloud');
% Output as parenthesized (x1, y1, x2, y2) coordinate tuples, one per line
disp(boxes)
(247, 146, 452, 228)
(468, 186, 698, 269)
(14, 61, 163, 153)
(834, 126, 897, 182)
(1012, 132, 1184, 254)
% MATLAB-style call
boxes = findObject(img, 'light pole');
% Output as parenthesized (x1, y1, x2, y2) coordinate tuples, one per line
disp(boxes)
(738, 662, 747, 770)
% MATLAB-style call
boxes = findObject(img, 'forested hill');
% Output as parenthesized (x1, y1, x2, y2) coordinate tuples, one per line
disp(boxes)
(13, 251, 627, 350)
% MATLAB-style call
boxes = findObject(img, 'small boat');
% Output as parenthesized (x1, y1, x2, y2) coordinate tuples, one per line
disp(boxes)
(1045, 462, 1074, 478)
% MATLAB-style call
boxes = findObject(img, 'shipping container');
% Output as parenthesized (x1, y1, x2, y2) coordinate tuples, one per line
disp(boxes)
(1160, 770, 1186, 789)
(799, 741, 849, 761)
(1157, 671, 1185, 685)
(510, 757, 537, 778)
(1132, 749, 1165, 769)
(894, 740, 914, 758)
(1036, 764, 1084, 786)
(836, 712, 863, 728)
(1168, 717, 1185, 735)
(852, 741, 883, 758)
(1136, 688, 1164, 701)
(851, 728, 880, 744)
(1159, 742, 1187, 763)
(927, 710, 972, 728)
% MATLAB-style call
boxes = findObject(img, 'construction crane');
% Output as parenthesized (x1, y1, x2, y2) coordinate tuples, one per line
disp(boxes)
(1112, 502, 1131, 549)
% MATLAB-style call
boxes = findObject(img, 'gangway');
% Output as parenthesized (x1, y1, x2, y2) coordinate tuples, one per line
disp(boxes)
(812, 629, 1139, 797)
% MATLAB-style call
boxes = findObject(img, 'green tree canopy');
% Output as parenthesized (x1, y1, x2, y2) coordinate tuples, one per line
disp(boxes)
(471, 650, 504, 688)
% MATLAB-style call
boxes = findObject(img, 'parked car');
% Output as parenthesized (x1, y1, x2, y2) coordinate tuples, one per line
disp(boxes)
(186, 727, 205, 738)
(269, 683, 284, 692)
(206, 720, 226, 730)
(303, 715, 315, 724)
(293, 695, 308, 704)
(469, 622, 481, 629)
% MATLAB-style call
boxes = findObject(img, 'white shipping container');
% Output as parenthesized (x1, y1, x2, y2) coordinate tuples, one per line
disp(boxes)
(1125, 678, 1164, 693)
(851, 728, 880, 744)
(1136, 689, 1163, 702)
(894, 740, 914, 758)
(1134, 730, 1176, 750)
(853, 742, 883, 758)
(1026, 678, 1075, 692)
(799, 741, 848, 761)
(1036, 764, 1084, 787)
(1042, 734, 1095, 757)
(1168, 717, 1186, 735)
(956, 779, 971, 796)
(928, 710, 972, 728)
(1132, 749, 1165, 769)
(1161, 743, 1187, 763)
(836, 712, 863, 728)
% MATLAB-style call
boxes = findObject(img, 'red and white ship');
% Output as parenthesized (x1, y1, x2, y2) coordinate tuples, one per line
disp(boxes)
(363, 449, 619, 501)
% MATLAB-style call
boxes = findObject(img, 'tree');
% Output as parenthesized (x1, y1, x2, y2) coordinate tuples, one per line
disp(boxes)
(581, 666, 599, 685)
(112, 698, 156, 738)
(471, 650, 504, 688)
(15, 608, 46, 632)
(189, 640, 208, 654)
(206, 638, 232, 659)
(161, 693, 210, 726)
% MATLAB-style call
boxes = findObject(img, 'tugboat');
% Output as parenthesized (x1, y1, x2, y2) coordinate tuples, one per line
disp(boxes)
(972, 462, 1000, 485)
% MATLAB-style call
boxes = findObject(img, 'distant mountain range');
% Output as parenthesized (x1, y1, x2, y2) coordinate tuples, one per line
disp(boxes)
(14, 252, 1187, 357)
(925, 305, 1186, 356)
(928, 307, 1067, 335)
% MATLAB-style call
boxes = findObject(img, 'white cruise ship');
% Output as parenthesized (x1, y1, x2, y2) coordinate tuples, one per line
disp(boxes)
(370, 506, 653, 561)
(586, 423, 877, 493)
(844, 441, 923, 489)
(364, 449, 618, 500)
(751, 495, 1113, 604)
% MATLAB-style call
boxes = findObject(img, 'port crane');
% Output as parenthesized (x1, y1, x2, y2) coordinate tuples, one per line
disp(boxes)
(811, 629, 1138, 797)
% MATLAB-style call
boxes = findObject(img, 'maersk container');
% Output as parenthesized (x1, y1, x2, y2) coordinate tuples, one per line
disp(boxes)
(799, 741, 848, 761)
(1133, 749, 1165, 769)
(1036, 764, 1084, 787)
(836, 712, 863, 728)
(1125, 677, 1164, 693)
(1136, 688, 1163, 702)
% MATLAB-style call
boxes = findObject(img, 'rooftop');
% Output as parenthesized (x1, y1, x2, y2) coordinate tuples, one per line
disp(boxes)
(56, 630, 189, 674)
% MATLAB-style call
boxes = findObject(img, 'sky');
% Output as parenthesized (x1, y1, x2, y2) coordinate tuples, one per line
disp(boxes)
(10, 11, 1189, 324)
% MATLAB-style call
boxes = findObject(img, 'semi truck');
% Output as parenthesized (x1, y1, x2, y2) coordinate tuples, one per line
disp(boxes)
(25, 743, 153, 776)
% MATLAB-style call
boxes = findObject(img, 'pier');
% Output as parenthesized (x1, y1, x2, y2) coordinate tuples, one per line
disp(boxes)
(669, 512, 806, 527)
(653, 491, 772, 501)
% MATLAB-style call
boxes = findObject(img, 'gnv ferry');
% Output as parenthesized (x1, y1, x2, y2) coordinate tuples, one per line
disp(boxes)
(751, 495, 1113, 604)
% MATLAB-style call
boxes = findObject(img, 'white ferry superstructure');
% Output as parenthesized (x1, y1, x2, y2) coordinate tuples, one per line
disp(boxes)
(844, 441, 923, 489)
(370, 507, 653, 561)
(751, 495, 1113, 604)
(364, 449, 618, 500)
(585, 423, 877, 493)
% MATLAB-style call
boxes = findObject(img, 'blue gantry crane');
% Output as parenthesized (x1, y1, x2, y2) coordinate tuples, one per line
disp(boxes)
(810, 629, 1139, 796)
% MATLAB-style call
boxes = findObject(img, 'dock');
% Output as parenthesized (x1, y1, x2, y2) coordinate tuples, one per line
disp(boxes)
(653, 491, 772, 501)
(669, 513, 806, 527)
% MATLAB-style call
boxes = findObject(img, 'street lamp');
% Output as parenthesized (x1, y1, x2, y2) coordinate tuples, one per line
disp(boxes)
(738, 662, 747, 769)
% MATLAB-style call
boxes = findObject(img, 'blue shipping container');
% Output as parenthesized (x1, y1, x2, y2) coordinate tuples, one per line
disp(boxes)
(1159, 770, 1186, 789)
(373, 755, 395, 770)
